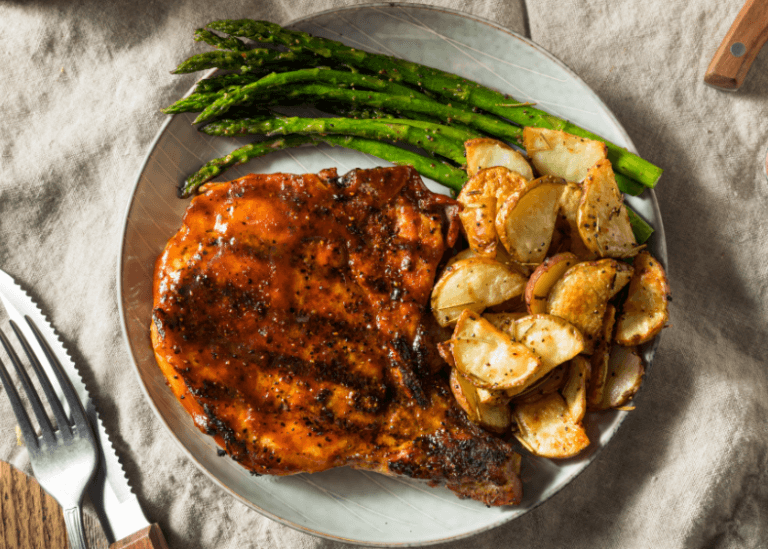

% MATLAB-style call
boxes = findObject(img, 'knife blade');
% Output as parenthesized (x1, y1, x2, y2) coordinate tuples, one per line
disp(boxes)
(0, 268, 168, 548)
(703, 0, 768, 91)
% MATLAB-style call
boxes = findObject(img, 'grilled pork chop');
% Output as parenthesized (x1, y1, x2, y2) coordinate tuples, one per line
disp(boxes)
(151, 166, 523, 506)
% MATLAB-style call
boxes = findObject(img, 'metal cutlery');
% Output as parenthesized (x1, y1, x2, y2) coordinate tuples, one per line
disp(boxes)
(0, 316, 98, 549)
(0, 268, 168, 548)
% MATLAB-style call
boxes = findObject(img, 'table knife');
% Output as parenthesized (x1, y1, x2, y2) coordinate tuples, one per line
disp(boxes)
(0, 268, 168, 548)
(704, 0, 768, 90)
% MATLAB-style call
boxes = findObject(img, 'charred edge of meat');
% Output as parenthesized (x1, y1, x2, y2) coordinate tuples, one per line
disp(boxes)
(391, 336, 428, 407)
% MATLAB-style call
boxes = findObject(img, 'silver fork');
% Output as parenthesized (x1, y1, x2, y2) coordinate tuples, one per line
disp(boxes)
(0, 316, 97, 549)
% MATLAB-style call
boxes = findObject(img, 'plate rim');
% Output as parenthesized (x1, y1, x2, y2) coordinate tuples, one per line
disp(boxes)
(116, 3, 667, 546)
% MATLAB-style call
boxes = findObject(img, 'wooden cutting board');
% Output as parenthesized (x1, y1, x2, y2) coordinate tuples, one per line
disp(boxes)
(0, 461, 107, 549)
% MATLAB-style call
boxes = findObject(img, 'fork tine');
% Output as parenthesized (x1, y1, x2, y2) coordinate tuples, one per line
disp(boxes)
(0, 355, 39, 451)
(22, 317, 91, 435)
(0, 328, 57, 446)
(9, 320, 73, 439)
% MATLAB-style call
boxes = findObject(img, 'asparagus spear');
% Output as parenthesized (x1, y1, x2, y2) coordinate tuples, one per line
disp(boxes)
(194, 82, 522, 140)
(171, 48, 325, 74)
(163, 86, 241, 115)
(319, 102, 489, 143)
(193, 29, 248, 51)
(193, 72, 264, 94)
(193, 67, 437, 122)
(201, 115, 469, 165)
(180, 135, 315, 197)
(204, 112, 479, 147)
(626, 207, 654, 244)
(165, 67, 429, 116)
(194, 82, 646, 196)
(181, 135, 468, 197)
(207, 19, 661, 188)
(320, 135, 468, 191)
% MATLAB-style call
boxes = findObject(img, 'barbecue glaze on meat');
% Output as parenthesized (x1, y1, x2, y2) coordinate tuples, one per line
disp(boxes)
(151, 166, 523, 506)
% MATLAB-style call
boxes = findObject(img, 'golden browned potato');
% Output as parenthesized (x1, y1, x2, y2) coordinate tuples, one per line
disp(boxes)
(562, 356, 590, 423)
(496, 176, 565, 265)
(449, 366, 479, 421)
(513, 392, 590, 458)
(458, 195, 498, 257)
(578, 160, 640, 258)
(510, 364, 568, 404)
(431, 257, 528, 327)
(457, 167, 529, 258)
(546, 259, 633, 353)
(483, 312, 525, 338)
(449, 366, 512, 432)
(558, 181, 595, 259)
(597, 345, 645, 409)
(444, 246, 530, 276)
(465, 138, 534, 180)
(588, 304, 617, 409)
(451, 310, 542, 391)
(515, 314, 585, 373)
(525, 252, 578, 314)
(475, 400, 514, 433)
(437, 341, 455, 368)
(615, 251, 670, 345)
(522, 127, 607, 183)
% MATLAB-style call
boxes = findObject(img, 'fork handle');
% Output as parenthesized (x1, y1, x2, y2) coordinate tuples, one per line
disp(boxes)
(109, 524, 170, 549)
(63, 506, 89, 549)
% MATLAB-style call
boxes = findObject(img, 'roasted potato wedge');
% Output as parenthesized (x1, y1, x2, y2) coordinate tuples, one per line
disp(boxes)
(510, 363, 568, 404)
(588, 305, 617, 408)
(513, 392, 590, 458)
(451, 310, 542, 391)
(458, 196, 498, 257)
(457, 166, 529, 204)
(476, 385, 512, 406)
(484, 296, 528, 315)
(465, 138, 534, 180)
(450, 367, 512, 430)
(443, 247, 476, 270)
(437, 341, 455, 368)
(523, 127, 608, 183)
(558, 181, 594, 259)
(515, 314, 585, 379)
(483, 312, 525, 338)
(596, 345, 645, 409)
(525, 252, 578, 314)
(496, 176, 565, 265)
(431, 257, 528, 327)
(615, 251, 670, 345)
(562, 356, 590, 423)
(546, 259, 633, 353)
(445, 246, 530, 276)
(476, 400, 513, 433)
(578, 160, 640, 258)
(449, 366, 479, 421)
(457, 167, 529, 258)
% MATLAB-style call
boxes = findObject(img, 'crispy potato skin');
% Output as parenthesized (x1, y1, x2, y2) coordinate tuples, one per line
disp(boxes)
(523, 127, 608, 184)
(525, 252, 578, 314)
(546, 259, 633, 353)
(152, 166, 523, 506)
(615, 251, 670, 345)
(457, 167, 528, 257)
(578, 160, 639, 258)
(464, 138, 534, 180)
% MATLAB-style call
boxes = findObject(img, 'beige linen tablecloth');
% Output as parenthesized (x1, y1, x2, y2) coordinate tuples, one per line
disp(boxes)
(1, 1, 767, 547)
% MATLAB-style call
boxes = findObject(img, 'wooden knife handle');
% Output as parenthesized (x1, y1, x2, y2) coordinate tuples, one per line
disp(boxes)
(704, 0, 768, 90)
(109, 524, 170, 549)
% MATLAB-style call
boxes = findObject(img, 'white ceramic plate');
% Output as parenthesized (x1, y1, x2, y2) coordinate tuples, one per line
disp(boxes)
(118, 4, 666, 546)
